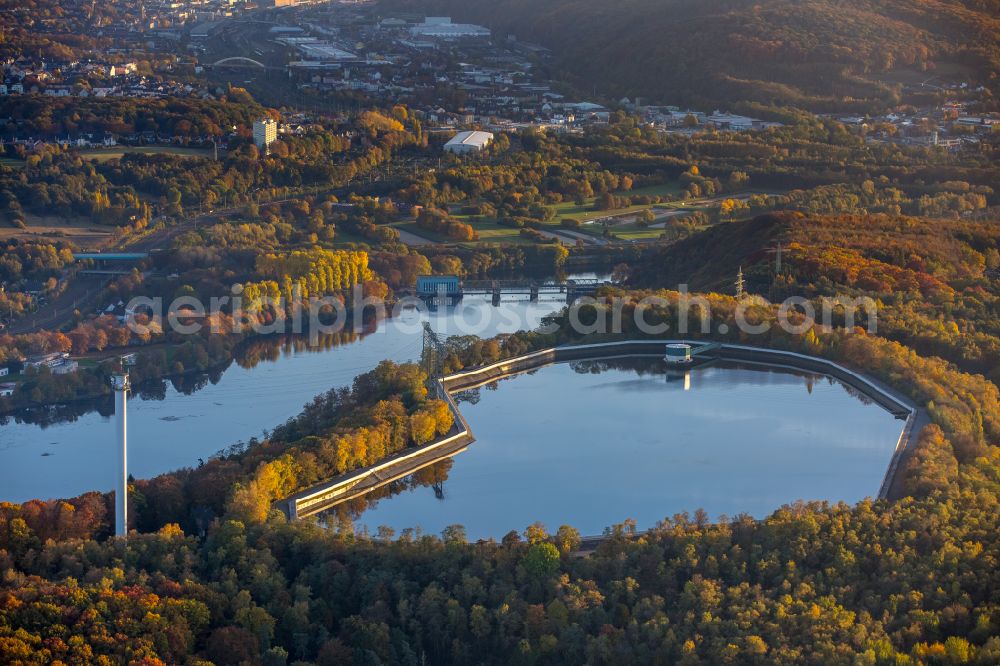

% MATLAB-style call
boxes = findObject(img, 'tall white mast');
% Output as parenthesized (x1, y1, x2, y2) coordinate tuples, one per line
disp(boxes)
(111, 372, 130, 539)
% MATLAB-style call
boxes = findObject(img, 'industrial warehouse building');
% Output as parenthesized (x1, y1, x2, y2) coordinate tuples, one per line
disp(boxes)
(444, 130, 494, 154)
(416, 275, 462, 297)
(410, 17, 491, 40)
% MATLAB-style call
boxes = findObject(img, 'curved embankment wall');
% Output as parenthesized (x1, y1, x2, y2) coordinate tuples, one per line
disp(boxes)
(284, 341, 921, 519)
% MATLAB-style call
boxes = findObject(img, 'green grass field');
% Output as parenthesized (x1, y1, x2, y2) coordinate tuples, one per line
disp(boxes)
(392, 221, 450, 243)
(331, 229, 374, 247)
(77, 146, 214, 162)
(548, 181, 683, 226)
(394, 219, 540, 246)
(608, 227, 669, 241)
(630, 182, 684, 198)
(385, 181, 686, 247)
(458, 217, 540, 245)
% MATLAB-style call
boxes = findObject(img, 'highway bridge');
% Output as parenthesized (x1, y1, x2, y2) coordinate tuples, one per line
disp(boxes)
(211, 56, 266, 68)
(204, 57, 285, 72)
(71, 252, 149, 261)
(72, 252, 150, 277)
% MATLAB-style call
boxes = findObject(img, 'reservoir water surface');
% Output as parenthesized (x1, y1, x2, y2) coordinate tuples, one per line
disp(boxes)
(350, 358, 905, 540)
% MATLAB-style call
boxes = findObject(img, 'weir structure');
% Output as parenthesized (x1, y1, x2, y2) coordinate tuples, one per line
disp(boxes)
(414, 275, 606, 305)
(282, 340, 923, 520)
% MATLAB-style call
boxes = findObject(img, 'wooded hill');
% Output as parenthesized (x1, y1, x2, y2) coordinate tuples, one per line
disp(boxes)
(632, 211, 1000, 382)
(387, 0, 1000, 113)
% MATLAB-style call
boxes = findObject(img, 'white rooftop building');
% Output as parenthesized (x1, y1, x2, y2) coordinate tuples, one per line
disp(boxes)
(444, 130, 494, 154)
(297, 43, 358, 62)
(411, 17, 490, 40)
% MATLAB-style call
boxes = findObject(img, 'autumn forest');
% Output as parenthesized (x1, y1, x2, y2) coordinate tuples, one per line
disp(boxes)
(1, 0, 1000, 664)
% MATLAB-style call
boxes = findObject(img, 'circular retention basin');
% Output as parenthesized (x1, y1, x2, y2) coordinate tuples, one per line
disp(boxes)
(349, 358, 905, 540)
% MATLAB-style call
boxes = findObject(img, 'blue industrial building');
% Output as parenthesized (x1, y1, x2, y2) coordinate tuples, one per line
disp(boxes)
(416, 275, 462, 299)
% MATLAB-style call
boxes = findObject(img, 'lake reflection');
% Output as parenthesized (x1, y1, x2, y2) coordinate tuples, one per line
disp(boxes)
(0, 286, 594, 503)
(349, 358, 905, 540)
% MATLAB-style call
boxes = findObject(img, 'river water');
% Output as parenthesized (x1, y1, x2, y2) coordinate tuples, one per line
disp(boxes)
(1, 280, 600, 502)
(2, 275, 905, 536)
(349, 358, 905, 540)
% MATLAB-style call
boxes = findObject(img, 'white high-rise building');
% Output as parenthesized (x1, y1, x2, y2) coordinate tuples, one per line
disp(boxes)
(253, 118, 277, 153)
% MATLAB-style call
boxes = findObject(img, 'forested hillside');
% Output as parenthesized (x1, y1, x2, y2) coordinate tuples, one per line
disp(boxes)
(3, 290, 1000, 664)
(633, 212, 999, 294)
(632, 212, 1000, 382)
(386, 0, 1000, 112)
